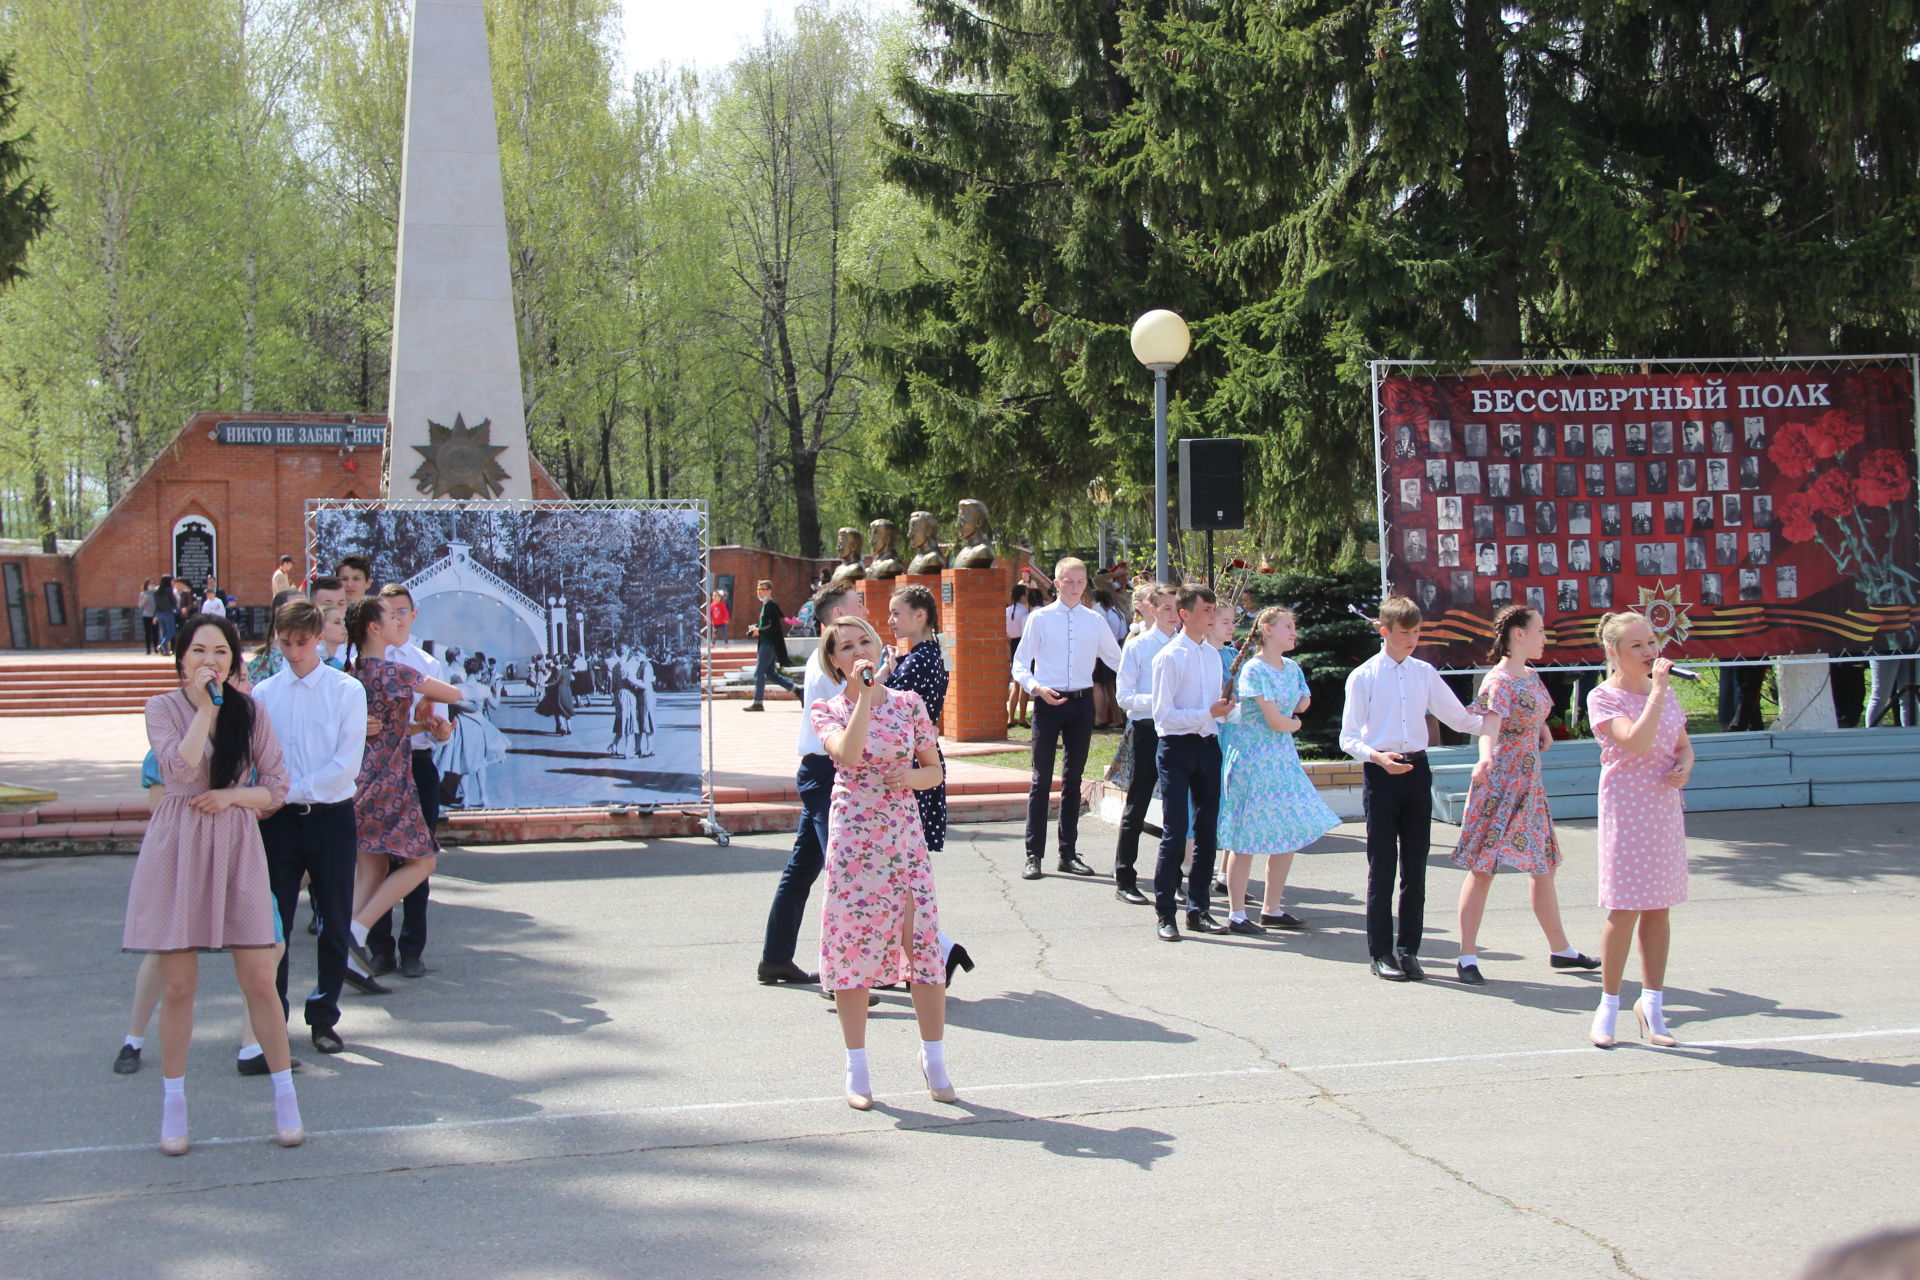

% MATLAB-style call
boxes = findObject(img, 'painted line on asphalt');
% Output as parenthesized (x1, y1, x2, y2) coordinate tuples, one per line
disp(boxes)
(8, 1026, 1914, 1163)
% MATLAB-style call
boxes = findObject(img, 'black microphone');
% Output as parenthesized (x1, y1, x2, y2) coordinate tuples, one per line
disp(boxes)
(856, 661, 876, 688)
(1665, 664, 1700, 681)
(206, 677, 224, 706)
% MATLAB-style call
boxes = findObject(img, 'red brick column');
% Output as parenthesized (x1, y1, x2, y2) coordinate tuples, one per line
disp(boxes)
(858, 577, 894, 628)
(941, 565, 1013, 741)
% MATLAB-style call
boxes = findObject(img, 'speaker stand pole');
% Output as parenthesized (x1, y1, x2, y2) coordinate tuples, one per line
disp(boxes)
(1205, 528, 1215, 587)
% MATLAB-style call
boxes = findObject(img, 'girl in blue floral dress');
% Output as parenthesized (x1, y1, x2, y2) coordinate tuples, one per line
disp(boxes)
(1218, 607, 1340, 930)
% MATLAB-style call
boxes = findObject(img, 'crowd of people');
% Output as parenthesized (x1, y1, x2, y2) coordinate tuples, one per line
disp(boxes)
(758, 557, 1699, 1108)
(137, 572, 243, 655)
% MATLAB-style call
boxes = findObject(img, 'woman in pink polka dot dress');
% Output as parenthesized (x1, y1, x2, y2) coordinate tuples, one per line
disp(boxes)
(1583, 612, 1695, 1049)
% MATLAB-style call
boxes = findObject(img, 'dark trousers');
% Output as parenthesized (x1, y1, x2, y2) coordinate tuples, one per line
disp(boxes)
(369, 750, 437, 963)
(1152, 733, 1221, 918)
(262, 801, 357, 1031)
(141, 616, 157, 654)
(753, 647, 796, 702)
(1025, 692, 1095, 861)
(1362, 755, 1433, 958)
(761, 753, 834, 967)
(1112, 718, 1160, 888)
(1718, 666, 1766, 731)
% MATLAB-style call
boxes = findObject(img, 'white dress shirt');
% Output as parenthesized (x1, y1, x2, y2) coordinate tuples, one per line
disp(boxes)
(387, 641, 449, 749)
(1012, 600, 1125, 694)
(1005, 602, 1030, 640)
(1338, 650, 1485, 763)
(1117, 624, 1176, 722)
(1150, 630, 1225, 737)
(252, 661, 368, 804)
(797, 662, 846, 757)
(200, 596, 226, 617)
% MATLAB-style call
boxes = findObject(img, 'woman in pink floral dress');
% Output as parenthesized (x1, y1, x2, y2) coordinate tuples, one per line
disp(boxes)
(1452, 605, 1597, 986)
(809, 615, 955, 1110)
(1584, 611, 1694, 1049)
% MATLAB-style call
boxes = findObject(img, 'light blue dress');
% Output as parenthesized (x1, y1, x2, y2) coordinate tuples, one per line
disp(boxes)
(1218, 656, 1341, 854)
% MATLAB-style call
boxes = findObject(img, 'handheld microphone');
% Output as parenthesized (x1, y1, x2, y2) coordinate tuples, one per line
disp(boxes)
(1665, 664, 1700, 681)
(207, 677, 224, 706)
(856, 661, 877, 688)
(1346, 603, 1375, 623)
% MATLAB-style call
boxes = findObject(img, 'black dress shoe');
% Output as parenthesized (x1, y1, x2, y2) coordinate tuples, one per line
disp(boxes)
(311, 1027, 346, 1054)
(1115, 884, 1149, 905)
(1258, 911, 1306, 930)
(1456, 961, 1487, 985)
(1057, 855, 1096, 876)
(757, 960, 819, 985)
(1371, 954, 1409, 981)
(1021, 858, 1044, 880)
(237, 1054, 301, 1076)
(1226, 917, 1267, 936)
(399, 955, 430, 978)
(1185, 910, 1231, 935)
(1211, 877, 1229, 896)
(347, 938, 378, 975)
(306, 914, 319, 936)
(112, 1044, 141, 1074)
(1395, 949, 1427, 981)
(369, 952, 397, 978)
(1156, 916, 1181, 942)
(1550, 951, 1602, 970)
(944, 943, 975, 984)
(343, 967, 392, 995)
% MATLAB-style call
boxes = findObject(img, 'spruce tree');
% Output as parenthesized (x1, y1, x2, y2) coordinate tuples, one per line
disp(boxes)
(0, 52, 53, 290)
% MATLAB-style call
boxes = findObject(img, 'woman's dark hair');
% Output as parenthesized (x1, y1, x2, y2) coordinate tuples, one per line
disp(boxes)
(1009, 585, 1026, 606)
(1486, 604, 1538, 662)
(173, 614, 255, 790)
(465, 655, 485, 676)
(891, 583, 939, 634)
(344, 595, 387, 670)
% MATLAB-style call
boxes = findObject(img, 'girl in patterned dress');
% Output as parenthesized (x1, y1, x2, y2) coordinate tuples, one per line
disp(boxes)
(341, 596, 463, 987)
(1218, 607, 1340, 931)
(1584, 611, 1694, 1048)
(810, 615, 956, 1110)
(1451, 605, 1598, 986)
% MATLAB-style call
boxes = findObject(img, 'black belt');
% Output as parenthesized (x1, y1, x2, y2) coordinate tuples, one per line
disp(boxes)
(1057, 687, 1093, 700)
(1370, 750, 1427, 762)
(412, 748, 435, 757)
(285, 799, 352, 817)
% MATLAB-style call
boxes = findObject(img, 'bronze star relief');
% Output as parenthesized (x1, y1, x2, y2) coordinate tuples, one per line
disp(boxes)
(411, 413, 511, 499)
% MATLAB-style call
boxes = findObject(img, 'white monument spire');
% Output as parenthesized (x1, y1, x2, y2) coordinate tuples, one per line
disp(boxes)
(384, 0, 532, 500)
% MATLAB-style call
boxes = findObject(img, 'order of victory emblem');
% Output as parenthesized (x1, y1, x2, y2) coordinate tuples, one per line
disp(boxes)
(1634, 581, 1693, 647)
(410, 413, 511, 499)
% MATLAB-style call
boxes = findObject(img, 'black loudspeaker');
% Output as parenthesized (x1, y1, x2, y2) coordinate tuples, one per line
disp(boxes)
(1178, 437, 1246, 531)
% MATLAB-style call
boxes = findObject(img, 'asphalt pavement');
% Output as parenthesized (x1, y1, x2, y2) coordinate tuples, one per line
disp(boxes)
(2, 805, 1917, 1279)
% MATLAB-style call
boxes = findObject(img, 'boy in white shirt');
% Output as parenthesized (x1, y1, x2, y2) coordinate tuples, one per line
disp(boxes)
(1148, 585, 1236, 940)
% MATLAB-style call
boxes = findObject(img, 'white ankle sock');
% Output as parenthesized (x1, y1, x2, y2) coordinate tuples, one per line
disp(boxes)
(350, 919, 369, 947)
(1592, 991, 1620, 1040)
(920, 1039, 952, 1091)
(938, 931, 954, 964)
(1228, 910, 1247, 923)
(270, 1069, 301, 1131)
(1458, 954, 1479, 967)
(125, 1035, 144, 1050)
(237, 1044, 264, 1062)
(844, 1047, 870, 1098)
(1638, 988, 1670, 1035)
(1552, 946, 1581, 958)
(161, 1076, 188, 1141)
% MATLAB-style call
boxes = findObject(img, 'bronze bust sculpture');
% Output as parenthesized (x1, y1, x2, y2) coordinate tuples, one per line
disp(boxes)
(951, 498, 994, 569)
(904, 510, 946, 575)
(867, 519, 906, 579)
(829, 526, 865, 583)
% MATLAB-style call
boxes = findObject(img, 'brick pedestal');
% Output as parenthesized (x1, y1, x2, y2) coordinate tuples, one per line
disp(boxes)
(941, 565, 1014, 741)
(858, 577, 895, 627)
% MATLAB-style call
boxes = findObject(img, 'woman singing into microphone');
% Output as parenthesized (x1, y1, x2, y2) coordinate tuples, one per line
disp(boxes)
(809, 614, 955, 1109)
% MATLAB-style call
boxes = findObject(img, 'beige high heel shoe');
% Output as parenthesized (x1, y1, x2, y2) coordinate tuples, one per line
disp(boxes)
(1634, 999, 1678, 1047)
(276, 1126, 306, 1147)
(845, 1091, 873, 1112)
(920, 1054, 958, 1104)
(1590, 1007, 1617, 1049)
(160, 1133, 190, 1157)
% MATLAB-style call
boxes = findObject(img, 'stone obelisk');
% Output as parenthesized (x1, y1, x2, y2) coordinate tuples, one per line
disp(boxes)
(383, 0, 531, 500)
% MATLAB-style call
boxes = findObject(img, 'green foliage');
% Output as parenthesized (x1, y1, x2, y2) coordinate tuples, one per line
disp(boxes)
(0, 52, 52, 291)
(1245, 562, 1382, 757)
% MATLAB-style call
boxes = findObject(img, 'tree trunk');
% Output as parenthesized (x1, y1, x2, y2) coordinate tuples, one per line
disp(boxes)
(1461, 0, 1522, 359)
(770, 286, 822, 557)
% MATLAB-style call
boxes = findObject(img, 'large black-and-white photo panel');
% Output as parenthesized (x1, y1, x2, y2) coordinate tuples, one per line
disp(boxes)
(309, 500, 707, 811)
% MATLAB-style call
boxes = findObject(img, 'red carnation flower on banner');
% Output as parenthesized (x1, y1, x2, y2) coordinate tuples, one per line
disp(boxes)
(1810, 409, 1865, 458)
(1777, 491, 1819, 543)
(1807, 468, 1856, 520)
(1768, 421, 1819, 478)
(1855, 447, 1913, 507)
(1229, 558, 1247, 569)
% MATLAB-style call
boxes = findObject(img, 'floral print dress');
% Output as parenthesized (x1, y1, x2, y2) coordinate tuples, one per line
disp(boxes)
(809, 689, 943, 991)
(1453, 667, 1562, 874)
(1218, 657, 1341, 854)
(353, 657, 436, 860)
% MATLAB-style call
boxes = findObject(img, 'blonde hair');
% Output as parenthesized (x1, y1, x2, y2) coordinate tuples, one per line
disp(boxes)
(1594, 610, 1649, 678)
(1053, 555, 1088, 578)
(819, 615, 887, 685)
(1229, 605, 1296, 688)
(1129, 581, 1161, 621)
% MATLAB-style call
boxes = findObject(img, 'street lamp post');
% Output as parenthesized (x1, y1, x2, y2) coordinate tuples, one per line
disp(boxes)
(1130, 310, 1192, 586)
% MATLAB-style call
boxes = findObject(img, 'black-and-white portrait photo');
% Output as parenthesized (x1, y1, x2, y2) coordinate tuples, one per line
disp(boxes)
(1557, 579, 1579, 613)
(1744, 416, 1766, 449)
(1538, 543, 1560, 576)
(1563, 423, 1588, 457)
(1464, 422, 1489, 457)
(1682, 420, 1706, 453)
(1428, 419, 1454, 453)
(1739, 567, 1762, 601)
(1475, 542, 1499, 575)
(1700, 572, 1724, 606)
(1455, 460, 1482, 495)
(1776, 565, 1798, 598)
(1588, 576, 1613, 609)
(1601, 503, 1623, 537)
(1600, 540, 1623, 573)
(1426, 459, 1452, 493)
(1532, 424, 1555, 457)
(1499, 423, 1524, 458)
(1634, 543, 1659, 576)
(1712, 420, 1736, 453)
(1592, 423, 1616, 457)
(1716, 531, 1740, 566)
(1568, 502, 1593, 535)
(1450, 570, 1475, 601)
(1416, 579, 1440, 614)
(1753, 494, 1774, 530)
(1693, 497, 1715, 531)
(1399, 477, 1422, 510)
(1615, 462, 1639, 496)
(1651, 420, 1674, 454)
(1438, 532, 1461, 567)
(1473, 504, 1497, 539)
(1631, 502, 1654, 536)
(1656, 541, 1679, 575)
(1394, 425, 1417, 459)
(1747, 531, 1771, 566)
(1646, 460, 1669, 494)
(1534, 501, 1557, 535)
(1722, 493, 1743, 527)
(1504, 504, 1528, 537)
(1487, 463, 1512, 499)
(309, 501, 707, 811)
(1568, 539, 1592, 572)
(1403, 527, 1429, 563)
(1707, 457, 1730, 492)
(1739, 455, 1761, 491)
(1624, 422, 1648, 456)
(1520, 463, 1545, 497)
(1556, 462, 1579, 497)
(1585, 462, 1608, 497)
(1506, 544, 1530, 579)
(1436, 495, 1464, 530)
(1684, 537, 1707, 571)
(1677, 458, 1699, 492)
(1664, 501, 1687, 535)
(1524, 585, 1547, 613)
(1490, 580, 1513, 608)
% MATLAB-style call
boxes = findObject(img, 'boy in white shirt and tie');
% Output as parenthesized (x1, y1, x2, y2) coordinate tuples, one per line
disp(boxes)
(1149, 585, 1237, 940)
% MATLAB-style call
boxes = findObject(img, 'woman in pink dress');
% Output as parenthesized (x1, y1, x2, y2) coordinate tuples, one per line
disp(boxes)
(122, 614, 303, 1154)
(341, 596, 462, 988)
(1584, 612, 1695, 1048)
(1452, 605, 1597, 985)
(809, 614, 955, 1110)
